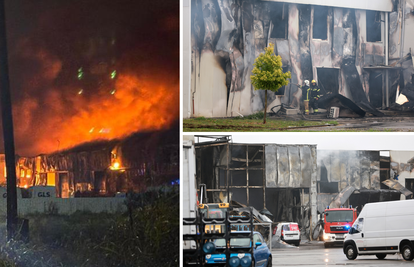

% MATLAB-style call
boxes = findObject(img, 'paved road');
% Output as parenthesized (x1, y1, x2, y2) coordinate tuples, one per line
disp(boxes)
(271, 242, 412, 266)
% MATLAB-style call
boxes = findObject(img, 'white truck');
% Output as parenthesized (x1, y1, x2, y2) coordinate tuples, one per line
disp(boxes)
(183, 136, 197, 249)
(343, 199, 414, 261)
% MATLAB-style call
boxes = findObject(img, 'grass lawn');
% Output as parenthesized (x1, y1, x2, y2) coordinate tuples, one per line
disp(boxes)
(183, 115, 338, 132)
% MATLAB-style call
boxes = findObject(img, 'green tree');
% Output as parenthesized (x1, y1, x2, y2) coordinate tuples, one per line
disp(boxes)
(251, 43, 291, 124)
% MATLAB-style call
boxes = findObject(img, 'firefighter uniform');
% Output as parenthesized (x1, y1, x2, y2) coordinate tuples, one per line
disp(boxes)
(307, 80, 320, 113)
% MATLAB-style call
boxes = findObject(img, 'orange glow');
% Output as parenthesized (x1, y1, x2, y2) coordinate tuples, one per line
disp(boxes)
(110, 162, 120, 170)
(13, 69, 178, 155)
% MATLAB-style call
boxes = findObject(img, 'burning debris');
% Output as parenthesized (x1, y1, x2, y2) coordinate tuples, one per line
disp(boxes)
(186, 0, 414, 118)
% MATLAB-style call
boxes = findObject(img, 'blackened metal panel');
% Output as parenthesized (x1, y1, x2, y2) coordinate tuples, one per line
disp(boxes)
(370, 169, 380, 189)
(388, 11, 400, 58)
(348, 152, 361, 189)
(216, 0, 236, 53)
(300, 146, 312, 187)
(341, 58, 385, 116)
(286, 4, 302, 105)
(360, 157, 371, 189)
(329, 185, 357, 208)
(332, 8, 344, 68)
(298, 4, 313, 81)
(288, 146, 301, 187)
(317, 193, 334, 213)
(330, 151, 341, 183)
(277, 146, 289, 187)
(265, 144, 277, 187)
(382, 179, 413, 197)
(275, 39, 291, 67)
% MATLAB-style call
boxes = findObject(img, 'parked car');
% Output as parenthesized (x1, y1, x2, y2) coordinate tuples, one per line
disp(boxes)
(205, 231, 272, 267)
(273, 222, 301, 246)
(344, 199, 414, 261)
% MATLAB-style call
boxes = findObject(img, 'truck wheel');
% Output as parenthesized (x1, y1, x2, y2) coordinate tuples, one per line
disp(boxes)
(375, 254, 386, 260)
(402, 244, 414, 261)
(345, 245, 357, 260)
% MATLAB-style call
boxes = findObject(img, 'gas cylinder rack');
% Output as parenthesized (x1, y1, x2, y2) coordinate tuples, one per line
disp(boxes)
(183, 207, 254, 266)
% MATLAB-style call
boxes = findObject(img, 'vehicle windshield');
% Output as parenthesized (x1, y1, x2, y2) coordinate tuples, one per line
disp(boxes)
(200, 208, 225, 219)
(325, 210, 353, 222)
(215, 238, 250, 248)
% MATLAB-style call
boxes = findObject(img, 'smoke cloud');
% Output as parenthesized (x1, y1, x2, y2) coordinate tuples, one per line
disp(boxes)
(2, 0, 179, 156)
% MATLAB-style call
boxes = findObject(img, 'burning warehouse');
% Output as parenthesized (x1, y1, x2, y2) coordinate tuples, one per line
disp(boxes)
(190, 136, 412, 240)
(183, 0, 414, 118)
(0, 126, 178, 198)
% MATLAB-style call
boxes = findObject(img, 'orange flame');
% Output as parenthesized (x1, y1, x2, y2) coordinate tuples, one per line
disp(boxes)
(13, 65, 178, 156)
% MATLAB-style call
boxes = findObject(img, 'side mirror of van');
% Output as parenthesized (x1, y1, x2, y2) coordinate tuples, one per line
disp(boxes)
(255, 242, 262, 248)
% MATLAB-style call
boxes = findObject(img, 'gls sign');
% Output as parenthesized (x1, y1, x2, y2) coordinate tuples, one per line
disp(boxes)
(37, 192, 51, 197)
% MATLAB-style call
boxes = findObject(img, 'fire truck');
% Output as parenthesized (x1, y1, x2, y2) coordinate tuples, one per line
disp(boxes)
(322, 206, 358, 248)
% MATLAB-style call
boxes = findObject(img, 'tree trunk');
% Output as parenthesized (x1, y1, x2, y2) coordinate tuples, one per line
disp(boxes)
(264, 90, 267, 124)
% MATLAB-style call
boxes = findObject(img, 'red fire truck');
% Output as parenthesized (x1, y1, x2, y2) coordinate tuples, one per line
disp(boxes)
(322, 206, 358, 248)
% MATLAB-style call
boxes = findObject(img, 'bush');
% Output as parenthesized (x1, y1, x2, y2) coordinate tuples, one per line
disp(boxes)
(0, 187, 179, 267)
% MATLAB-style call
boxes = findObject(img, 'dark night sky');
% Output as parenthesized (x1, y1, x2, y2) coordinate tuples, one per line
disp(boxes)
(0, 0, 179, 156)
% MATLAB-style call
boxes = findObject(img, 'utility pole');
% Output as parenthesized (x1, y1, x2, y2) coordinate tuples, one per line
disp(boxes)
(0, 0, 18, 240)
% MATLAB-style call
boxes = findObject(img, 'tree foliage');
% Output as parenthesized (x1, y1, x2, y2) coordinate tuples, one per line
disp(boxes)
(250, 43, 291, 123)
(251, 43, 291, 92)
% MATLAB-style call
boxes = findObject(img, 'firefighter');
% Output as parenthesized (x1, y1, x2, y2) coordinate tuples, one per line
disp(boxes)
(301, 80, 310, 112)
(307, 79, 320, 113)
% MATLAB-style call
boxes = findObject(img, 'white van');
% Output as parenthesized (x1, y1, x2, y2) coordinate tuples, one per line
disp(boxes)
(273, 222, 301, 246)
(343, 199, 414, 261)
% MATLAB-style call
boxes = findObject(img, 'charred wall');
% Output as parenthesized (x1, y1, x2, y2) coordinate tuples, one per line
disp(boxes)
(195, 142, 318, 239)
(16, 126, 179, 197)
(317, 150, 380, 211)
(389, 151, 414, 199)
(189, 0, 414, 117)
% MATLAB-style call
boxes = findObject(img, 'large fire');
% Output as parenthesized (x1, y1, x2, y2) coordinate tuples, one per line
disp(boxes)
(3, 0, 178, 157)
(13, 72, 178, 155)
(11, 47, 178, 156)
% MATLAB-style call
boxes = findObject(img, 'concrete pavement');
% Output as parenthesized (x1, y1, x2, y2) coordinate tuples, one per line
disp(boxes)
(271, 242, 412, 266)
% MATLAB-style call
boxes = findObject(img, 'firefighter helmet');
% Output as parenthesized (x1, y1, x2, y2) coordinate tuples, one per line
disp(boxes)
(311, 80, 316, 83)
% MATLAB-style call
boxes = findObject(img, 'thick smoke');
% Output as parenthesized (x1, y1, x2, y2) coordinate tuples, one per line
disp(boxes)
(2, 0, 179, 156)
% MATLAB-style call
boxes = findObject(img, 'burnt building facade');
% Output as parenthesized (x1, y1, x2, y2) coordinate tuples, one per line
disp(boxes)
(193, 137, 409, 239)
(0, 126, 179, 198)
(195, 139, 318, 238)
(183, 0, 414, 118)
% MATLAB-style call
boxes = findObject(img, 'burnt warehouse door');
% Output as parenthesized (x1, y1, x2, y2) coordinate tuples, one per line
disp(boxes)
(317, 68, 339, 95)
(368, 71, 383, 108)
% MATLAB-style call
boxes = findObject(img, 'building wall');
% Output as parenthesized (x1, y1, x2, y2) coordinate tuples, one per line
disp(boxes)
(196, 142, 318, 239)
(316, 150, 380, 212)
(390, 150, 414, 199)
(187, 0, 414, 117)
(0, 198, 127, 216)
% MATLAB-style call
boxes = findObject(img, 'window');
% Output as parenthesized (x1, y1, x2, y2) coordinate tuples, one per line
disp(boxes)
(313, 6, 328, 40)
(316, 68, 339, 95)
(269, 3, 288, 39)
(253, 234, 263, 244)
(325, 210, 354, 223)
(366, 10, 381, 42)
